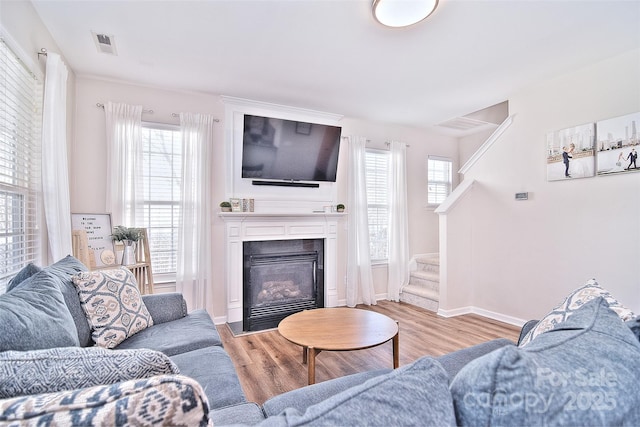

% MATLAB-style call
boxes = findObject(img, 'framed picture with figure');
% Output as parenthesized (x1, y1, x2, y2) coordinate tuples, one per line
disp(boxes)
(595, 112, 640, 176)
(546, 123, 596, 181)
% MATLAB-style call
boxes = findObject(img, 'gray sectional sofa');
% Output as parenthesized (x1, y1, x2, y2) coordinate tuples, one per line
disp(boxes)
(2, 256, 640, 426)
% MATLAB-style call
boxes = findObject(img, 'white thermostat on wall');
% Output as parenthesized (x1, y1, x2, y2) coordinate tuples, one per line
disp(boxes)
(515, 192, 529, 201)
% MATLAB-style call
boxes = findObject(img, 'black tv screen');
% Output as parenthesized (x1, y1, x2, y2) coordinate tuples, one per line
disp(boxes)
(241, 114, 342, 182)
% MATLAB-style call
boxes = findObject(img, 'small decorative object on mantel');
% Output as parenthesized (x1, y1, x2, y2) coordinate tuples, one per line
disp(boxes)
(336, 204, 345, 213)
(111, 226, 141, 266)
(230, 198, 242, 212)
(220, 201, 232, 212)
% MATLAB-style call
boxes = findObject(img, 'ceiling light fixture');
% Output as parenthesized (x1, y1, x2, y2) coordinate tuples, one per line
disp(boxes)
(372, 0, 439, 28)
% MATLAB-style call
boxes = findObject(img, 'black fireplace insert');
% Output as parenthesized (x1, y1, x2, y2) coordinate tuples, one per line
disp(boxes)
(243, 239, 324, 332)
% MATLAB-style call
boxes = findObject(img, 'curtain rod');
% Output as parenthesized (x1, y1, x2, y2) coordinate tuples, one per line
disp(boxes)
(96, 103, 220, 122)
(37, 48, 47, 59)
(96, 103, 154, 114)
(386, 141, 410, 148)
(340, 137, 409, 148)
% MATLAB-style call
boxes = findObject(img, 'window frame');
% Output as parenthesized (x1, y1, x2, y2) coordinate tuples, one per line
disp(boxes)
(365, 148, 390, 264)
(140, 122, 182, 284)
(427, 155, 453, 207)
(0, 36, 44, 293)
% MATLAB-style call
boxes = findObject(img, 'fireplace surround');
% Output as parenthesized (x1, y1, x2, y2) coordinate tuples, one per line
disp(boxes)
(220, 212, 343, 333)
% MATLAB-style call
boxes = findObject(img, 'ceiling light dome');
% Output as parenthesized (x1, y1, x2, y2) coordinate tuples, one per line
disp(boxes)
(372, 0, 439, 28)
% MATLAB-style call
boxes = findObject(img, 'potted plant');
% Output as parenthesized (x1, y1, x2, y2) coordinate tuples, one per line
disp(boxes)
(336, 204, 345, 213)
(111, 226, 141, 265)
(220, 201, 232, 212)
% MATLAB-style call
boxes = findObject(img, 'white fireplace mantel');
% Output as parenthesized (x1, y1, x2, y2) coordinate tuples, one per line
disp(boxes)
(219, 212, 346, 324)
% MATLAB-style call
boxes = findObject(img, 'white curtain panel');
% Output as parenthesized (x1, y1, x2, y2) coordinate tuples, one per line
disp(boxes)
(346, 136, 376, 307)
(41, 52, 73, 262)
(387, 141, 410, 301)
(177, 113, 215, 311)
(104, 102, 143, 228)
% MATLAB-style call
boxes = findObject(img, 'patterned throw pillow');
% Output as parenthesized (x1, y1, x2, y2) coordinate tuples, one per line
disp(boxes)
(0, 375, 211, 427)
(518, 278, 634, 347)
(0, 347, 179, 398)
(72, 267, 154, 348)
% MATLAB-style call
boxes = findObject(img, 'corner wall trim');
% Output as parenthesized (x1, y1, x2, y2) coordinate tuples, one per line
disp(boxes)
(434, 178, 475, 214)
(458, 114, 515, 175)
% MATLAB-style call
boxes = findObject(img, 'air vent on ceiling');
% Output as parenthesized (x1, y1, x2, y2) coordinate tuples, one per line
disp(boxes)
(437, 116, 492, 131)
(91, 31, 118, 55)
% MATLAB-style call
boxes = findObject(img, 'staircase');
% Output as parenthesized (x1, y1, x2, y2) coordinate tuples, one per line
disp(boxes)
(399, 253, 439, 312)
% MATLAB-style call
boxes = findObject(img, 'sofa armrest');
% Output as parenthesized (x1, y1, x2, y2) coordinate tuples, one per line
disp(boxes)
(142, 292, 187, 324)
(517, 319, 539, 346)
(436, 338, 514, 380)
(263, 369, 391, 417)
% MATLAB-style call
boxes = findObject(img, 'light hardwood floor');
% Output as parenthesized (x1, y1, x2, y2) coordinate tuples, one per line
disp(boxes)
(217, 300, 521, 405)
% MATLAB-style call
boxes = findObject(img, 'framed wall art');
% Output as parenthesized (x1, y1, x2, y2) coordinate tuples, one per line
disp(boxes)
(71, 213, 116, 268)
(546, 123, 595, 181)
(595, 111, 639, 176)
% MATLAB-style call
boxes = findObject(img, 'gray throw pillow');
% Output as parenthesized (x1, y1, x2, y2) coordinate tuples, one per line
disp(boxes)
(43, 255, 92, 347)
(0, 346, 180, 398)
(626, 316, 640, 342)
(5, 263, 41, 292)
(0, 270, 80, 352)
(450, 297, 640, 426)
(258, 356, 456, 426)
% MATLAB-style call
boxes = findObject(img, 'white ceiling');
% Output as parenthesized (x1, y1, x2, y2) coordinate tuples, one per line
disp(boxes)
(31, 0, 640, 130)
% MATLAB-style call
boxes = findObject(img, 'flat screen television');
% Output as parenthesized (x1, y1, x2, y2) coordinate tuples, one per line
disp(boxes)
(241, 114, 342, 183)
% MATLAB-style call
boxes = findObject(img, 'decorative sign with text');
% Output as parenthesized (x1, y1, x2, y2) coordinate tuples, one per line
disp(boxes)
(71, 213, 116, 267)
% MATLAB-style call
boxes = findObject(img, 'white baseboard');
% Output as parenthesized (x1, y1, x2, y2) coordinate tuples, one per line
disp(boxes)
(213, 315, 228, 325)
(438, 306, 527, 327)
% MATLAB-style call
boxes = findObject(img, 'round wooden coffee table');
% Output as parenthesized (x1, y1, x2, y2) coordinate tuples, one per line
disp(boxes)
(278, 307, 399, 384)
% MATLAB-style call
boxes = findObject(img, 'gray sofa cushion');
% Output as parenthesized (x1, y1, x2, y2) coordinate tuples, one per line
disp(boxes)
(0, 346, 179, 398)
(0, 270, 79, 351)
(257, 356, 455, 427)
(44, 255, 92, 347)
(171, 345, 246, 410)
(115, 309, 222, 355)
(142, 292, 188, 324)
(6, 263, 41, 292)
(450, 297, 640, 426)
(263, 369, 391, 417)
(210, 402, 266, 426)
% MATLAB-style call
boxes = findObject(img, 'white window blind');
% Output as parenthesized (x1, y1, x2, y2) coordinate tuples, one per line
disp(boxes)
(366, 149, 389, 262)
(428, 156, 452, 205)
(0, 38, 43, 293)
(141, 124, 181, 279)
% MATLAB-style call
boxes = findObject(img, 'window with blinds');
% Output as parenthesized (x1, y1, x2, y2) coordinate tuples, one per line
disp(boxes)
(428, 156, 453, 205)
(141, 124, 181, 279)
(366, 149, 389, 262)
(0, 39, 43, 293)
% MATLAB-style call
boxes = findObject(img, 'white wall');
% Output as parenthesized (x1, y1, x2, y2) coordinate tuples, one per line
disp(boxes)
(72, 77, 225, 315)
(443, 49, 640, 322)
(338, 118, 458, 300)
(71, 77, 456, 318)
